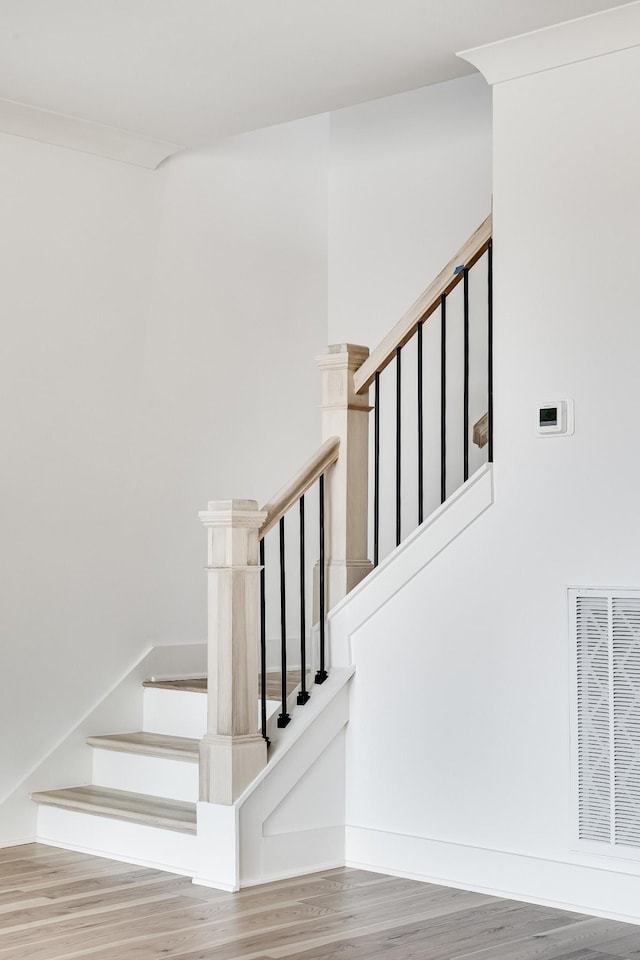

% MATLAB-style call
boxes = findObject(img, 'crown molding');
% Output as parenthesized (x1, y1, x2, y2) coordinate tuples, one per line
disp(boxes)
(458, 2, 640, 85)
(0, 96, 183, 169)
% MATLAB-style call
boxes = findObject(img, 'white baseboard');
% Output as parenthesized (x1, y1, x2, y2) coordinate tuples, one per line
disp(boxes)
(35, 833, 196, 878)
(239, 857, 346, 889)
(345, 825, 640, 925)
(190, 876, 238, 893)
(0, 837, 36, 849)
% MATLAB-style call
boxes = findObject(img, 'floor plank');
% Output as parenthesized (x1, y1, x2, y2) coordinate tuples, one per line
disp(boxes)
(1, 847, 640, 960)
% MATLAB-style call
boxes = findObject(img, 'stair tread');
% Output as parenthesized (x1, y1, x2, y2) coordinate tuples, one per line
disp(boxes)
(144, 670, 305, 699)
(86, 731, 199, 761)
(31, 785, 197, 834)
(143, 678, 207, 693)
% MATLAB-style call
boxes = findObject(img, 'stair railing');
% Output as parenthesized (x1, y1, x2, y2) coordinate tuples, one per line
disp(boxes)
(198, 220, 493, 804)
(198, 345, 372, 804)
(353, 215, 493, 565)
(257, 436, 340, 742)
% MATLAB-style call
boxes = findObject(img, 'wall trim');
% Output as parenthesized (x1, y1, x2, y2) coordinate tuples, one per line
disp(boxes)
(0, 838, 35, 850)
(0, 96, 183, 168)
(35, 837, 195, 878)
(346, 825, 640, 924)
(459, 2, 640, 85)
(239, 857, 346, 889)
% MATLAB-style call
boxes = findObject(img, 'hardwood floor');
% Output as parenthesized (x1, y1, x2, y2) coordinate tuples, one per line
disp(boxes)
(1, 844, 639, 960)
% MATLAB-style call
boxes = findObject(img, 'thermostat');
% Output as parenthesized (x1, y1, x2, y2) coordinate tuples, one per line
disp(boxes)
(537, 400, 574, 437)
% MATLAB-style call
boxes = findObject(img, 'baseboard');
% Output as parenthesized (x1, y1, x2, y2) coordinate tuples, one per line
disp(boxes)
(345, 825, 640, 925)
(0, 837, 36, 849)
(35, 836, 196, 878)
(239, 858, 346, 889)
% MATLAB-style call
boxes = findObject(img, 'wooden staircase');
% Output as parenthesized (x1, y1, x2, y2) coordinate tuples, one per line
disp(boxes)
(30, 672, 296, 874)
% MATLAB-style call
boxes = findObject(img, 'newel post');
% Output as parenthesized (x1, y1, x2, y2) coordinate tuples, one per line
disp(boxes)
(198, 499, 267, 805)
(317, 344, 373, 609)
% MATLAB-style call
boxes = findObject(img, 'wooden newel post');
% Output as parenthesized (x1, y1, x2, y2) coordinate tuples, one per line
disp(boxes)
(317, 344, 373, 609)
(198, 499, 267, 805)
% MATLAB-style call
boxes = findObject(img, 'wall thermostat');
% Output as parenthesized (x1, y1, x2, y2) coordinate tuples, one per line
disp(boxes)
(537, 400, 574, 437)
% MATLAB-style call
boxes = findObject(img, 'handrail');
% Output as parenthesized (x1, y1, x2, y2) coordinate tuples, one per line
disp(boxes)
(259, 436, 340, 539)
(354, 214, 492, 395)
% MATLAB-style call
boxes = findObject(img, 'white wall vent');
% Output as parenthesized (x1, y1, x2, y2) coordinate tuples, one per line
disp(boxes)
(571, 589, 640, 857)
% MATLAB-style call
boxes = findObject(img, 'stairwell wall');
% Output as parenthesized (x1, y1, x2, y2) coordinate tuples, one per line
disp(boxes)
(328, 75, 493, 560)
(341, 30, 640, 921)
(0, 115, 329, 834)
(0, 135, 160, 812)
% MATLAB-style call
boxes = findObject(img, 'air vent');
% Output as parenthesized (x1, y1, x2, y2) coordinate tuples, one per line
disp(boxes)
(572, 589, 640, 856)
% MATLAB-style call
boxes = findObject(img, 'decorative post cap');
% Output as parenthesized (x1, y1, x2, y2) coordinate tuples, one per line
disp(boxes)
(316, 343, 370, 372)
(198, 500, 267, 528)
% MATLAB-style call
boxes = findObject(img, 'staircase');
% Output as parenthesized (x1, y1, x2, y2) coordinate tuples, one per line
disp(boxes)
(30, 675, 288, 873)
(27, 214, 493, 889)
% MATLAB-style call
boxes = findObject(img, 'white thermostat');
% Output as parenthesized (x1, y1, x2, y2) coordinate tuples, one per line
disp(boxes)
(537, 399, 574, 437)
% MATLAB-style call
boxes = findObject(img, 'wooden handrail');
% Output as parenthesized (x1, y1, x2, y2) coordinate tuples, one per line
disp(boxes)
(259, 436, 340, 538)
(354, 214, 492, 395)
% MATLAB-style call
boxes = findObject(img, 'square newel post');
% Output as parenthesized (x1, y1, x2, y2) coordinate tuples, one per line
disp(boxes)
(198, 499, 268, 805)
(317, 344, 373, 610)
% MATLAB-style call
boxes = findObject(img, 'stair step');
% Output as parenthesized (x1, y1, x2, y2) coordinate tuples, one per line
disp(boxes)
(86, 731, 199, 762)
(144, 670, 305, 700)
(143, 678, 206, 693)
(31, 785, 197, 834)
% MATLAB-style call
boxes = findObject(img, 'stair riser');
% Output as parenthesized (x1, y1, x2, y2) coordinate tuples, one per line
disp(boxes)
(143, 688, 207, 739)
(142, 688, 279, 739)
(36, 806, 198, 876)
(92, 750, 199, 803)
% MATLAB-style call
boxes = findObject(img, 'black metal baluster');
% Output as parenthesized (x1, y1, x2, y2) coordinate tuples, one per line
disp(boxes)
(441, 293, 447, 504)
(417, 323, 424, 525)
(373, 371, 380, 567)
(487, 238, 494, 464)
(259, 538, 269, 745)
(463, 267, 470, 482)
(277, 517, 290, 727)
(297, 495, 310, 705)
(396, 346, 401, 547)
(315, 473, 328, 684)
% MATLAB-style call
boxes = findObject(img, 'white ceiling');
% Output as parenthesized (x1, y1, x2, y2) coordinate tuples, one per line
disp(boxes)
(0, 0, 629, 148)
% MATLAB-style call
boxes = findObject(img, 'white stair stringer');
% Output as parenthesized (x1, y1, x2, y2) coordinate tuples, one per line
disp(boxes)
(194, 667, 355, 892)
(328, 463, 494, 668)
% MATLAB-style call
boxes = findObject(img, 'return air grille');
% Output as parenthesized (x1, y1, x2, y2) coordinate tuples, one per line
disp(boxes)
(573, 590, 640, 854)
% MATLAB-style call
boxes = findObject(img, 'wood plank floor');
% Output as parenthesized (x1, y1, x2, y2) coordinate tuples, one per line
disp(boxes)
(1, 844, 640, 960)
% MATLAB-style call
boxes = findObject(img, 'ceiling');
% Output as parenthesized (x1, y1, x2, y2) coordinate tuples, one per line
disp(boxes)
(0, 0, 629, 150)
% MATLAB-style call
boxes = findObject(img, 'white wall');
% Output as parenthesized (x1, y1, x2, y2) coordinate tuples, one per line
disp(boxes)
(137, 115, 328, 644)
(343, 41, 640, 919)
(0, 135, 160, 806)
(329, 74, 492, 347)
(329, 76, 493, 559)
(0, 115, 329, 825)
